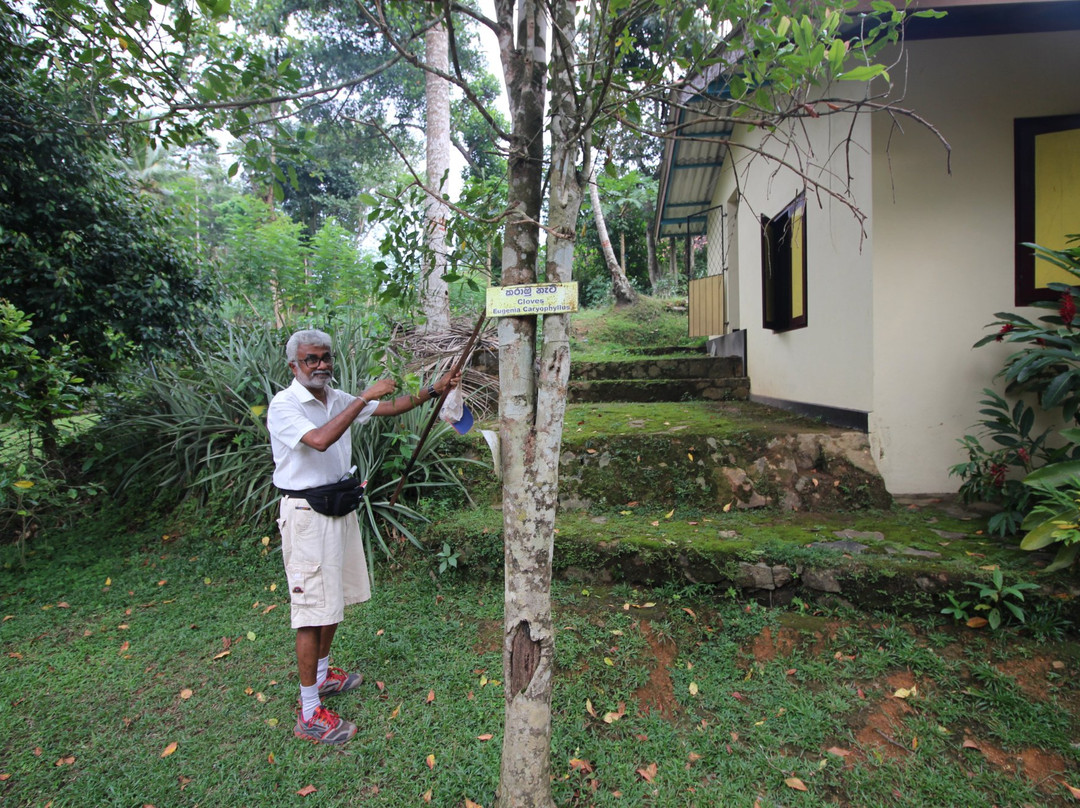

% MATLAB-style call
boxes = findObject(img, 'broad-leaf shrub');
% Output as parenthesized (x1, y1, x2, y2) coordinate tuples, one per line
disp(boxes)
(953, 237, 1080, 557)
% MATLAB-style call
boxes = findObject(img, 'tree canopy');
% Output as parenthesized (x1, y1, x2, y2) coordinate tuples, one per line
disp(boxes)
(0, 48, 211, 384)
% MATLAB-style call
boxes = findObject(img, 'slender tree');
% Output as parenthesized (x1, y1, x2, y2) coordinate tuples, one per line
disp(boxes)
(587, 161, 639, 304)
(423, 19, 453, 332)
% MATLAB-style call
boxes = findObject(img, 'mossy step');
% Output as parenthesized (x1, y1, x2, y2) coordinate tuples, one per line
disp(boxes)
(452, 400, 887, 515)
(568, 377, 750, 403)
(571, 355, 743, 381)
(425, 503, 1078, 621)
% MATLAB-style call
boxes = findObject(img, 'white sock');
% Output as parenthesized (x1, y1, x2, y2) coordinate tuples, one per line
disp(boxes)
(316, 656, 330, 688)
(300, 683, 321, 722)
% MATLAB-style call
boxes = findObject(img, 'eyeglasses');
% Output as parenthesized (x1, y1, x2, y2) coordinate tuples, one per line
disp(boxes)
(297, 352, 333, 369)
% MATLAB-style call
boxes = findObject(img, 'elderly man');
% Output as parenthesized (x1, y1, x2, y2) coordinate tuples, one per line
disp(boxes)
(268, 328, 458, 744)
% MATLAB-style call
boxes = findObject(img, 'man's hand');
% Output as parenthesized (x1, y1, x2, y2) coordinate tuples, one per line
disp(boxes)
(362, 378, 397, 401)
(434, 371, 462, 396)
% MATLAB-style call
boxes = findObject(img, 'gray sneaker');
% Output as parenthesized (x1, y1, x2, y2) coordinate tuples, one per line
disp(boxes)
(318, 666, 363, 697)
(294, 705, 358, 745)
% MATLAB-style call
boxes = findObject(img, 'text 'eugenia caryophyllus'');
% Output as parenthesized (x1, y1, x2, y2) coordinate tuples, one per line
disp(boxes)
(1061, 293, 1077, 326)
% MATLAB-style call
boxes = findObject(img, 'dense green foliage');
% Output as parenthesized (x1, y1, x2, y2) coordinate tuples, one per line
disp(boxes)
(0, 53, 211, 386)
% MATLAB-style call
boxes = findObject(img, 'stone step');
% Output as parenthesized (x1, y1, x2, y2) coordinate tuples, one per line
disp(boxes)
(571, 355, 743, 382)
(567, 376, 750, 403)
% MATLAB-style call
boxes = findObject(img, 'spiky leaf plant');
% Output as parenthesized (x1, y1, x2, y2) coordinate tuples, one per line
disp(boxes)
(98, 316, 474, 557)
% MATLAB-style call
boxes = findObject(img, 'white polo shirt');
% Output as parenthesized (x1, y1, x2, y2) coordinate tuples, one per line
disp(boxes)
(267, 378, 377, 491)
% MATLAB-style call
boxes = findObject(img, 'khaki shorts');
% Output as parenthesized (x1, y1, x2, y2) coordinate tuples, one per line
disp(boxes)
(278, 497, 371, 629)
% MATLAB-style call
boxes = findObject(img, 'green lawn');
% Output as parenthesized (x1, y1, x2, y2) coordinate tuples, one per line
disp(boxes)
(3, 505, 1080, 807)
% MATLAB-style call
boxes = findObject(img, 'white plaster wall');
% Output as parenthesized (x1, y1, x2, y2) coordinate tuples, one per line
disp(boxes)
(870, 31, 1080, 493)
(714, 110, 876, 412)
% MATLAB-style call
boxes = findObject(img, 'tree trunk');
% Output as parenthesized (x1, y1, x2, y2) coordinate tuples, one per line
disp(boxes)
(422, 21, 452, 334)
(493, 0, 556, 805)
(646, 213, 662, 292)
(588, 162, 637, 305)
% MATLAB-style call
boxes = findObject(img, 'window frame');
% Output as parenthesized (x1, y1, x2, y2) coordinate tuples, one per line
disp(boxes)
(1014, 113, 1080, 306)
(760, 193, 808, 332)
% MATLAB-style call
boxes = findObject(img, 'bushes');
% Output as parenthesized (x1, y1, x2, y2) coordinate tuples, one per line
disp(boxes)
(954, 236, 1080, 563)
(97, 317, 473, 557)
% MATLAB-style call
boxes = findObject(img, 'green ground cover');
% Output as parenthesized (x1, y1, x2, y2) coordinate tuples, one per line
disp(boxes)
(3, 507, 1080, 807)
(5, 298, 1080, 805)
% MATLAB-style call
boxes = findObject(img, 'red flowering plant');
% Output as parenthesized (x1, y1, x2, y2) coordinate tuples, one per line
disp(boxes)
(953, 236, 1080, 553)
(975, 238, 1080, 418)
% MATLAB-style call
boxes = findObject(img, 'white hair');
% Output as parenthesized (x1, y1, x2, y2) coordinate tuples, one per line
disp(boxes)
(285, 329, 333, 363)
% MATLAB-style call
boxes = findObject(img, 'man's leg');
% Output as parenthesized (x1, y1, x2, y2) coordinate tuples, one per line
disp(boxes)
(296, 625, 324, 687)
(312, 622, 363, 696)
(293, 623, 357, 744)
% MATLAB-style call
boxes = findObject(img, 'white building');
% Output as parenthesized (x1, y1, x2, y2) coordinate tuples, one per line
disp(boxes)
(655, 0, 1080, 493)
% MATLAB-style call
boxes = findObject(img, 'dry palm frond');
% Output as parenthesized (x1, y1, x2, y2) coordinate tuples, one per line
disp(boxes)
(392, 317, 499, 419)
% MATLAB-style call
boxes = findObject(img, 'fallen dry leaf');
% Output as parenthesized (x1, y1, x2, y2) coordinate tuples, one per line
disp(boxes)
(1065, 783, 1080, 798)
(212, 650, 230, 660)
(569, 758, 594, 774)
(426, 754, 435, 770)
(785, 777, 808, 791)
(0, 773, 10, 781)
(426, 690, 435, 704)
(603, 702, 626, 724)
(477, 734, 494, 741)
(55, 756, 75, 766)
(464, 799, 482, 808)
(966, 616, 989, 629)
(826, 746, 851, 758)
(962, 737, 980, 750)
(585, 699, 597, 717)
(179, 688, 193, 700)
(422, 789, 432, 803)
(297, 784, 317, 797)
(893, 686, 917, 699)
(636, 762, 658, 783)
(688, 752, 702, 763)
(267, 752, 275, 764)
(689, 682, 699, 696)
(161, 742, 178, 758)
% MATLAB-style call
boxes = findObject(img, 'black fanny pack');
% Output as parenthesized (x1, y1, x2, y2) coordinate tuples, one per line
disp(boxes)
(280, 477, 366, 517)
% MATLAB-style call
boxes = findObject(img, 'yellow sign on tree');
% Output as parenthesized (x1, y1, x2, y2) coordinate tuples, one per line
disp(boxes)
(485, 283, 579, 318)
